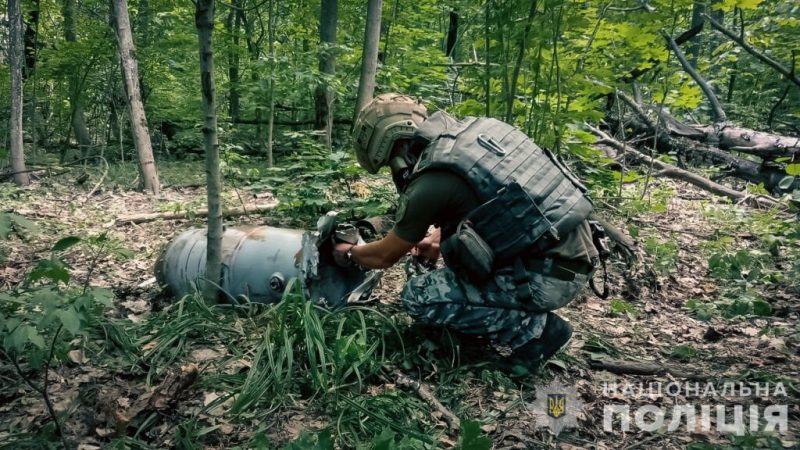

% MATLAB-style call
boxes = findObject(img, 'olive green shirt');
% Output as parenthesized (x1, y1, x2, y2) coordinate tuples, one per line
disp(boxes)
(393, 171, 597, 262)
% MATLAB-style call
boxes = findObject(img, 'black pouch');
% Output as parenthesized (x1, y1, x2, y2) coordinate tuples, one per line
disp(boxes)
(468, 182, 557, 262)
(440, 221, 495, 284)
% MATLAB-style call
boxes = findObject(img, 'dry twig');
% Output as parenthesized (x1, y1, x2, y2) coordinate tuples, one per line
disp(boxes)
(391, 369, 461, 431)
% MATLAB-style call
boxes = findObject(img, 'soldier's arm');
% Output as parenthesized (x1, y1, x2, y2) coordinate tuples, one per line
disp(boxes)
(337, 230, 416, 269)
(334, 173, 444, 269)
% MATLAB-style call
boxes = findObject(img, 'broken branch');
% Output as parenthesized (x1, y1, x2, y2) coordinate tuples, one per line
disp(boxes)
(702, 13, 800, 88)
(391, 369, 460, 431)
(662, 30, 727, 123)
(616, 89, 657, 131)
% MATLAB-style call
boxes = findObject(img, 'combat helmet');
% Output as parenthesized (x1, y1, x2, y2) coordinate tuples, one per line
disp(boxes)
(352, 93, 428, 173)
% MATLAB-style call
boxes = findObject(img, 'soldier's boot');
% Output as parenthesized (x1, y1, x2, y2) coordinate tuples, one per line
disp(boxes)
(502, 312, 573, 375)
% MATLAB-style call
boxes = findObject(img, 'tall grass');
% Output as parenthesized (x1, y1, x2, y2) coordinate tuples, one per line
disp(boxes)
(135, 280, 494, 447)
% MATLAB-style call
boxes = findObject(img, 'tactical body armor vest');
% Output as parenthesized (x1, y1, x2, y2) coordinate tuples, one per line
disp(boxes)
(410, 112, 593, 272)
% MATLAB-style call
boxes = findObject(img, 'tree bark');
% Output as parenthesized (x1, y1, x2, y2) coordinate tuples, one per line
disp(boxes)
(610, 93, 798, 192)
(483, 0, 490, 117)
(693, 125, 800, 158)
(8, 0, 30, 186)
(354, 0, 382, 119)
(315, 0, 338, 150)
(62, 0, 92, 156)
(111, 0, 160, 195)
(195, 0, 223, 303)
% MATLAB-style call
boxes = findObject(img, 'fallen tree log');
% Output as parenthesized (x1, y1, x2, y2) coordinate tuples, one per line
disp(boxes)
(607, 94, 798, 191)
(693, 125, 800, 158)
(114, 202, 278, 225)
(623, 88, 799, 158)
(588, 125, 785, 210)
(667, 137, 799, 192)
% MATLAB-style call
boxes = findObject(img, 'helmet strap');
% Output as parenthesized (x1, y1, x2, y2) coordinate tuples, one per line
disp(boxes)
(390, 156, 411, 191)
(389, 141, 419, 191)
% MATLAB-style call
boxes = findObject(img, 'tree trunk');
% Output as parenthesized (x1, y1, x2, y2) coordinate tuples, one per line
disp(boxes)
(240, 2, 267, 158)
(590, 126, 783, 210)
(381, 0, 399, 64)
(8, 0, 30, 186)
(483, 0, 490, 117)
(195, 0, 223, 303)
(495, 0, 510, 124)
(445, 10, 458, 58)
(136, 0, 151, 47)
(226, 0, 242, 121)
(23, 0, 40, 79)
(112, 0, 160, 195)
(506, 0, 537, 123)
(693, 125, 800, 158)
(354, 0, 382, 119)
(315, 0, 337, 150)
(687, 1, 705, 68)
(266, 0, 275, 167)
(62, 0, 92, 156)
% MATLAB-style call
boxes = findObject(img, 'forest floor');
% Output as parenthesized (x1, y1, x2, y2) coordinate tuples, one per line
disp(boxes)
(0, 160, 798, 449)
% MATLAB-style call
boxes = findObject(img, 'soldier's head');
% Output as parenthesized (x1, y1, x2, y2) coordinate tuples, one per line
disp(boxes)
(352, 93, 428, 175)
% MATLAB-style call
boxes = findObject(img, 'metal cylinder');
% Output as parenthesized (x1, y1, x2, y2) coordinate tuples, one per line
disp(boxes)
(156, 226, 304, 304)
(156, 224, 380, 306)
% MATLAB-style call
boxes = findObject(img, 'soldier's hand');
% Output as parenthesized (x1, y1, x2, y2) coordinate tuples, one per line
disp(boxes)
(411, 228, 441, 261)
(332, 242, 355, 268)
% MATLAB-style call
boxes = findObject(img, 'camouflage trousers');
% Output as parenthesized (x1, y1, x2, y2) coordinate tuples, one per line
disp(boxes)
(401, 264, 589, 350)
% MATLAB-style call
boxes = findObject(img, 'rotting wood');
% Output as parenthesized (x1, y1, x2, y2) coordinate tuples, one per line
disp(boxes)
(391, 369, 461, 431)
(114, 202, 277, 225)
